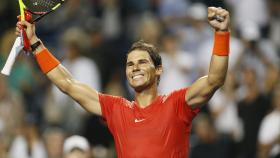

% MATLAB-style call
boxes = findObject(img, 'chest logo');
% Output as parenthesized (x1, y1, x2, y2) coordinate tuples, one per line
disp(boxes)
(134, 118, 145, 123)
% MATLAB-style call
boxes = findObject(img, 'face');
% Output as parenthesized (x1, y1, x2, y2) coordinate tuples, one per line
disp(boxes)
(65, 150, 89, 158)
(126, 50, 162, 92)
(45, 132, 64, 158)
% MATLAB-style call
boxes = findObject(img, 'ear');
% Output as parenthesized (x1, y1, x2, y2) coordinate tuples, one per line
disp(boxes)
(155, 65, 163, 76)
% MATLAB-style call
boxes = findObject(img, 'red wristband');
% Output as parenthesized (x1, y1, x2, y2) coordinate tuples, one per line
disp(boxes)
(35, 48, 60, 74)
(212, 32, 230, 56)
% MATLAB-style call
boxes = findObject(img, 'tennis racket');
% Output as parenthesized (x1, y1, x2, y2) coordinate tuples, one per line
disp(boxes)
(0, 0, 65, 76)
(18, 0, 65, 50)
(21, 0, 65, 23)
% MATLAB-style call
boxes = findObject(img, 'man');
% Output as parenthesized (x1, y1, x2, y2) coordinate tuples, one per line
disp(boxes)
(16, 7, 230, 158)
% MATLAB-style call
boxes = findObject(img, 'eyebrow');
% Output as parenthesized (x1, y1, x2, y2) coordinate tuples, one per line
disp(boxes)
(126, 59, 150, 65)
(138, 59, 149, 63)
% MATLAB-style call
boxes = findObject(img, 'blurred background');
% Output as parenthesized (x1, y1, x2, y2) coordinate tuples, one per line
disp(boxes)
(0, 0, 279, 158)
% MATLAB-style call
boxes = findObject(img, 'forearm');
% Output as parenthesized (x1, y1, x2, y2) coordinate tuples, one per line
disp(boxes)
(47, 65, 76, 93)
(31, 39, 74, 93)
(186, 32, 229, 107)
(186, 55, 228, 107)
(207, 55, 228, 88)
(207, 31, 229, 88)
(183, 7, 232, 108)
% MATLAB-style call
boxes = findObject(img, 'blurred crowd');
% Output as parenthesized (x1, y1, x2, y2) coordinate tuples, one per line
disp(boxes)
(0, 0, 279, 158)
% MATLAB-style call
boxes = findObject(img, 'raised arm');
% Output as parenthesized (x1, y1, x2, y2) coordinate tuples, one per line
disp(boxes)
(16, 21, 102, 115)
(186, 7, 230, 108)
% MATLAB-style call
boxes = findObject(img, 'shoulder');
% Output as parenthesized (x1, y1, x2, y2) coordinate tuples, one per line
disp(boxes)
(164, 87, 200, 122)
(167, 87, 188, 97)
(163, 87, 189, 105)
(98, 93, 133, 120)
(98, 93, 132, 108)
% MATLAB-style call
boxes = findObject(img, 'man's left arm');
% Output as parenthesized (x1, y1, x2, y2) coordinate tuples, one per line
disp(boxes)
(186, 7, 230, 108)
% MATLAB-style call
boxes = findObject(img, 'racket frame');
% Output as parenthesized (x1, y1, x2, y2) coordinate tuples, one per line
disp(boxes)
(24, 0, 65, 23)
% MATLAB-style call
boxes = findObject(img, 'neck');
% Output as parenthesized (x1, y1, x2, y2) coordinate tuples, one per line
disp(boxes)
(134, 84, 158, 108)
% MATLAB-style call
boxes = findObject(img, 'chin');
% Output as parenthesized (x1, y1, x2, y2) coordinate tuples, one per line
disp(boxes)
(130, 83, 145, 92)
(134, 85, 148, 92)
(127, 80, 144, 91)
(130, 81, 156, 92)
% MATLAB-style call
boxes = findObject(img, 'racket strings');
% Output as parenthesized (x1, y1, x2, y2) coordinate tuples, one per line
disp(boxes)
(23, 0, 60, 12)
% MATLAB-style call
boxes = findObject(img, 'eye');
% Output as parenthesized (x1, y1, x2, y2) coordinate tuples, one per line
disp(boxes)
(126, 62, 133, 67)
(138, 59, 149, 65)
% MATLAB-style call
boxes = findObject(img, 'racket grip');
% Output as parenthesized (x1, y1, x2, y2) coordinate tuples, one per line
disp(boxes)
(21, 28, 30, 51)
(17, 11, 32, 51)
(1, 38, 22, 76)
(1, 53, 17, 76)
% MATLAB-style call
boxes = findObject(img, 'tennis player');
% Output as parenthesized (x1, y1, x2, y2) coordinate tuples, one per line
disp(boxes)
(16, 6, 230, 158)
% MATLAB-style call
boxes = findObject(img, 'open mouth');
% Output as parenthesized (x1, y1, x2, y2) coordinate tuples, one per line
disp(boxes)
(132, 74, 144, 80)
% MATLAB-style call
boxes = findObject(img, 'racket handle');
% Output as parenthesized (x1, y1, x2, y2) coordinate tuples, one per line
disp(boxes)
(1, 53, 17, 76)
(21, 27, 30, 51)
(17, 11, 32, 51)
(1, 37, 23, 76)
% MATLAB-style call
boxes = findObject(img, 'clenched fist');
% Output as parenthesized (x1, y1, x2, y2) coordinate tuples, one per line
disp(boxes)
(208, 7, 230, 32)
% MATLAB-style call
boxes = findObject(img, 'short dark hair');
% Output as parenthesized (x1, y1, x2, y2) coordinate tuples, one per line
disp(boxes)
(127, 40, 162, 68)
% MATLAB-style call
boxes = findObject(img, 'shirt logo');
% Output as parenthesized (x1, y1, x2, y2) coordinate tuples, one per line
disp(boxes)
(134, 118, 145, 123)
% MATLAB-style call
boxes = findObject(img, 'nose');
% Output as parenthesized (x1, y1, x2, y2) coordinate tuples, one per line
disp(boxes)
(132, 63, 140, 71)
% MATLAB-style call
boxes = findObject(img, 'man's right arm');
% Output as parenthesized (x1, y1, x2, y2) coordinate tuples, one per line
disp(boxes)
(46, 61, 102, 116)
(17, 21, 102, 116)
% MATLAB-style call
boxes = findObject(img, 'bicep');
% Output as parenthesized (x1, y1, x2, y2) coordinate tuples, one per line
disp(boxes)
(47, 65, 102, 115)
(185, 76, 218, 108)
(66, 80, 102, 115)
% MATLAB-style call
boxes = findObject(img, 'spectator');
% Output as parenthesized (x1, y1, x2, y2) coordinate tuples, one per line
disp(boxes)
(236, 68, 271, 158)
(63, 135, 91, 158)
(0, 76, 25, 158)
(209, 72, 242, 142)
(9, 115, 47, 158)
(190, 113, 234, 158)
(258, 83, 280, 158)
(235, 22, 278, 90)
(43, 127, 66, 158)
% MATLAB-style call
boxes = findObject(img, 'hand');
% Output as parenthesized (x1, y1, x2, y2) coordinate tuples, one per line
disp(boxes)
(208, 7, 230, 32)
(16, 21, 39, 45)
